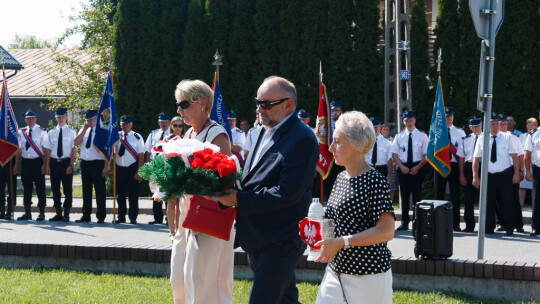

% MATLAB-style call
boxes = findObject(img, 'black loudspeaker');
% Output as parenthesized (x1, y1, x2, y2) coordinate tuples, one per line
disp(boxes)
(413, 200, 453, 259)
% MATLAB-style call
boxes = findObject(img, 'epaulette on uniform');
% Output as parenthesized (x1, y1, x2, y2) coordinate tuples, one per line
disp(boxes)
(530, 128, 538, 135)
(463, 134, 472, 140)
(134, 133, 141, 140)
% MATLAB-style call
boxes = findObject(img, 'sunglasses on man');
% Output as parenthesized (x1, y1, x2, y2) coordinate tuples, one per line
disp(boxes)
(176, 100, 193, 110)
(254, 97, 289, 110)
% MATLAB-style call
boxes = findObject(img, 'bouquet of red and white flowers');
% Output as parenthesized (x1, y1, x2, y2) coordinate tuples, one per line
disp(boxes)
(139, 138, 241, 201)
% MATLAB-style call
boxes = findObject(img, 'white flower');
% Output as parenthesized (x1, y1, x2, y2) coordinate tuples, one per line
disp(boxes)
(161, 138, 220, 165)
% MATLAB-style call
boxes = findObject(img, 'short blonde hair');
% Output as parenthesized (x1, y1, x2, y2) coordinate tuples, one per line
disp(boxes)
(334, 111, 376, 154)
(174, 80, 214, 115)
(526, 117, 538, 128)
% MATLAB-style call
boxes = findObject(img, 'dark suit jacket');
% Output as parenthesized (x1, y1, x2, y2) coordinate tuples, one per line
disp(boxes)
(236, 114, 319, 253)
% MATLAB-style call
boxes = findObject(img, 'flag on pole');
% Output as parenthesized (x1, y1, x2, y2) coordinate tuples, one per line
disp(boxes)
(315, 81, 334, 179)
(93, 71, 119, 162)
(0, 78, 19, 166)
(426, 76, 451, 177)
(210, 74, 232, 140)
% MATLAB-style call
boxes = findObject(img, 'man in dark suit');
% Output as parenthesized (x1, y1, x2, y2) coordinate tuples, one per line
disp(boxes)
(216, 76, 318, 304)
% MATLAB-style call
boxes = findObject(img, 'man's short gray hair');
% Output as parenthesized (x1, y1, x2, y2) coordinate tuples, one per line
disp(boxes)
(334, 111, 376, 154)
(262, 76, 297, 108)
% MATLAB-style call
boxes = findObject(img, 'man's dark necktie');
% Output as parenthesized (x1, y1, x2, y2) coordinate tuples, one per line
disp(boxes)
(57, 127, 63, 158)
(407, 132, 413, 166)
(86, 128, 93, 149)
(490, 135, 497, 163)
(473, 135, 478, 153)
(118, 133, 126, 156)
(159, 131, 164, 141)
(448, 127, 453, 161)
(372, 140, 378, 166)
(26, 129, 32, 150)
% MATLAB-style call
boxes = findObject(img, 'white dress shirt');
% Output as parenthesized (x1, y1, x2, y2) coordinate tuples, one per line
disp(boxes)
(524, 128, 540, 167)
(251, 113, 294, 171)
(473, 132, 518, 173)
(18, 124, 48, 159)
(145, 128, 170, 159)
(44, 124, 76, 159)
(116, 130, 145, 167)
(391, 127, 428, 163)
(366, 134, 392, 166)
(448, 124, 466, 163)
(457, 132, 482, 163)
(78, 127, 104, 161)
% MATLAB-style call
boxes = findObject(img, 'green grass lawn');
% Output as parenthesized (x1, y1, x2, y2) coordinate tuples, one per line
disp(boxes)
(0, 268, 536, 303)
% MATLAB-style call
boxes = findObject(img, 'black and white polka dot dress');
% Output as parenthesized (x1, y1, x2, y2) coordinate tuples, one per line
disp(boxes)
(326, 169, 395, 275)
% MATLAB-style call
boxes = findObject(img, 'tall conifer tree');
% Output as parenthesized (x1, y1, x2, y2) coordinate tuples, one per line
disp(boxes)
(181, 0, 209, 81)
(253, 0, 281, 83)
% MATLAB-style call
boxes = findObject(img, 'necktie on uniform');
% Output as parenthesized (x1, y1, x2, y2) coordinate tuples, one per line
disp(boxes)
(490, 135, 497, 163)
(26, 129, 32, 150)
(407, 132, 413, 166)
(159, 131, 164, 141)
(118, 133, 126, 156)
(57, 127, 63, 158)
(372, 140, 378, 166)
(448, 127, 453, 161)
(473, 135, 478, 152)
(86, 128, 93, 149)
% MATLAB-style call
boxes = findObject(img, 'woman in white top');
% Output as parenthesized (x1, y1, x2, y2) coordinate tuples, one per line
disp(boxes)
(169, 79, 233, 304)
(519, 118, 538, 207)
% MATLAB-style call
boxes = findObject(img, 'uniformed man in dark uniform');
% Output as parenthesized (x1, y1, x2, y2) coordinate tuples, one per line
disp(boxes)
(16, 109, 47, 221)
(435, 107, 466, 231)
(145, 112, 170, 224)
(457, 116, 483, 232)
(44, 108, 77, 222)
(115, 115, 144, 224)
(73, 110, 108, 223)
(0, 147, 18, 220)
(391, 110, 428, 230)
(227, 110, 244, 153)
(297, 109, 315, 133)
(472, 113, 520, 235)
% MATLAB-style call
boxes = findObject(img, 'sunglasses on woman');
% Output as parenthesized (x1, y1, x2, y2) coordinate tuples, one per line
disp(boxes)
(172, 124, 183, 128)
(176, 100, 193, 110)
(254, 97, 289, 110)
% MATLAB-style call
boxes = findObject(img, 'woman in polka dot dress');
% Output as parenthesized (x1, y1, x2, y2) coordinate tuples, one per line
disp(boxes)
(314, 111, 395, 304)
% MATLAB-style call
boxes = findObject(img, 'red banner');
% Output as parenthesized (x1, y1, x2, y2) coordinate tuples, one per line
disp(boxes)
(315, 83, 334, 179)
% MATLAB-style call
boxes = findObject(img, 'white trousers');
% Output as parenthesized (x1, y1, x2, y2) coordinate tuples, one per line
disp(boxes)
(170, 197, 235, 304)
(315, 268, 393, 304)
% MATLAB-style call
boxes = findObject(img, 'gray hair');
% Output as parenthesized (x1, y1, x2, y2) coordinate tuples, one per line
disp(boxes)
(262, 76, 297, 108)
(174, 79, 214, 115)
(334, 111, 376, 154)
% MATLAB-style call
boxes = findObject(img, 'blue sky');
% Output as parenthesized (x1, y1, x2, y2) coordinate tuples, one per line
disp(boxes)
(0, 0, 83, 49)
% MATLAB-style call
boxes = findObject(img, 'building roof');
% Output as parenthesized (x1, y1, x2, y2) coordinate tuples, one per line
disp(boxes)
(0, 46, 23, 71)
(3, 48, 91, 98)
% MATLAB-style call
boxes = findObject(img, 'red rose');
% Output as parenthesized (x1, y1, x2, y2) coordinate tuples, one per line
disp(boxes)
(202, 161, 213, 170)
(190, 158, 202, 169)
(203, 154, 213, 162)
(217, 163, 231, 177)
(202, 148, 214, 156)
(193, 151, 204, 159)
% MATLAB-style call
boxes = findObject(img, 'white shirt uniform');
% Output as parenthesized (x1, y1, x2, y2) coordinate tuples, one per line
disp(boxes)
(230, 126, 245, 149)
(116, 130, 144, 167)
(457, 132, 482, 163)
(448, 124, 466, 163)
(524, 128, 540, 167)
(145, 128, 169, 160)
(391, 127, 428, 163)
(366, 134, 392, 166)
(18, 124, 49, 159)
(78, 127, 104, 161)
(473, 132, 518, 173)
(44, 125, 77, 159)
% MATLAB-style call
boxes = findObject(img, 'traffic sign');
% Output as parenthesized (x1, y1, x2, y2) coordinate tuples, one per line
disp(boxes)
(399, 70, 410, 80)
(469, 0, 505, 40)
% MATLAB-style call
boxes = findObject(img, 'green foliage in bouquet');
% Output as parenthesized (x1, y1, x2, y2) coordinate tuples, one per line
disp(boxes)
(139, 155, 242, 201)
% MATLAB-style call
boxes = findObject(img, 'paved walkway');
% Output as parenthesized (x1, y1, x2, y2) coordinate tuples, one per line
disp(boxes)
(1, 197, 538, 263)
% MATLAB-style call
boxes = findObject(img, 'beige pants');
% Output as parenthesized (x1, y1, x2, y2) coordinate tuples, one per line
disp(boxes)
(170, 197, 235, 304)
(316, 268, 393, 304)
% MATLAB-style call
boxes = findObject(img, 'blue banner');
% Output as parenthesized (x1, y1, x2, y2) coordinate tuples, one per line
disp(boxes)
(426, 76, 451, 177)
(93, 72, 119, 162)
(210, 78, 232, 140)
(0, 78, 19, 166)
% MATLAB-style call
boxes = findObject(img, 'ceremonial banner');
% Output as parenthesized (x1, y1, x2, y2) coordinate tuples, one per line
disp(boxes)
(315, 82, 334, 179)
(93, 71, 119, 162)
(0, 78, 19, 166)
(426, 76, 451, 177)
(211, 74, 232, 140)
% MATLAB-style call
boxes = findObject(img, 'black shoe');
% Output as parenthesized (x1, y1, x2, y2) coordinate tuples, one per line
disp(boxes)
(62, 215, 70, 222)
(0, 213, 5, 219)
(506, 230, 513, 236)
(496, 226, 505, 232)
(75, 216, 91, 223)
(463, 227, 475, 233)
(36, 214, 45, 221)
(97, 219, 105, 224)
(485, 230, 495, 234)
(5, 214, 11, 220)
(530, 229, 539, 236)
(49, 214, 63, 222)
(18, 213, 32, 221)
(396, 223, 409, 231)
(148, 220, 162, 225)
(515, 227, 525, 233)
(114, 218, 126, 224)
(130, 220, 137, 224)
(453, 226, 462, 232)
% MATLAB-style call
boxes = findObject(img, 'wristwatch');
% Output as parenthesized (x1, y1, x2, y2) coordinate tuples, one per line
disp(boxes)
(343, 236, 351, 249)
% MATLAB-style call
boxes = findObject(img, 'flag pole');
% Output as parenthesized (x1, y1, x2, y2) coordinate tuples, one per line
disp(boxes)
(109, 60, 117, 225)
(318, 62, 324, 206)
(213, 50, 223, 85)
(1, 50, 16, 219)
(434, 49, 443, 191)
